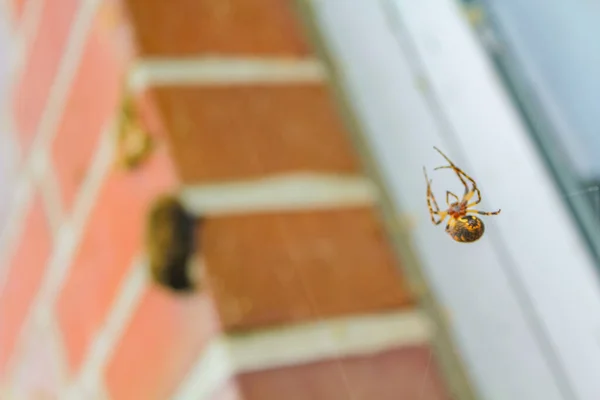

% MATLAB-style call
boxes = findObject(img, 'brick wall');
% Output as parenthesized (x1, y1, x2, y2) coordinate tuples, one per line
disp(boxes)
(0, 0, 456, 399)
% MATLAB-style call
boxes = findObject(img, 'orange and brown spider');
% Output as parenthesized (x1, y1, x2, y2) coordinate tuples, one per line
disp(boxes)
(423, 146, 501, 243)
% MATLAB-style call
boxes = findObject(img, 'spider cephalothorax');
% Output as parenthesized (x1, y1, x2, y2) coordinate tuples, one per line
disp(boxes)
(423, 147, 501, 243)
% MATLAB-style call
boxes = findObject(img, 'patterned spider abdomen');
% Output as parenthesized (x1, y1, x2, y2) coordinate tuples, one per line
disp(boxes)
(446, 215, 485, 243)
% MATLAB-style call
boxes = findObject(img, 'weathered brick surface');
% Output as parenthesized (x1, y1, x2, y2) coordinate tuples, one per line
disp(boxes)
(233, 345, 450, 400)
(123, 0, 311, 56)
(200, 207, 414, 331)
(151, 84, 360, 184)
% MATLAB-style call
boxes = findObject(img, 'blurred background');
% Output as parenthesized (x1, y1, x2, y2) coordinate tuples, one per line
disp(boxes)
(0, 0, 600, 399)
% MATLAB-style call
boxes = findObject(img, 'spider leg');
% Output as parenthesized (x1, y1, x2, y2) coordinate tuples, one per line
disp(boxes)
(431, 147, 501, 219)
(467, 208, 501, 216)
(466, 197, 482, 208)
(446, 191, 459, 205)
(423, 167, 448, 225)
(433, 147, 470, 193)
(433, 165, 481, 205)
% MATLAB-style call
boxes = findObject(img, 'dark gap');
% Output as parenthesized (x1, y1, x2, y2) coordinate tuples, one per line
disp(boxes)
(145, 194, 202, 293)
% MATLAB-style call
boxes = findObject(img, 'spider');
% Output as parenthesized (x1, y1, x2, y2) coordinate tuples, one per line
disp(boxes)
(423, 146, 501, 243)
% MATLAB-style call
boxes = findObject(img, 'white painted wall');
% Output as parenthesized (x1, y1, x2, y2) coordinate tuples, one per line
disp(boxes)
(310, 0, 600, 399)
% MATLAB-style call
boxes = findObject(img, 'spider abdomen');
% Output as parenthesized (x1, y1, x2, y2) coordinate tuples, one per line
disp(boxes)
(446, 215, 485, 243)
(424, 147, 500, 243)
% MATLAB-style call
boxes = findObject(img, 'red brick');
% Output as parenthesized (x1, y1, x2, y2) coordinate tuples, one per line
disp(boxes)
(12, 0, 79, 152)
(55, 145, 178, 373)
(152, 85, 360, 184)
(0, 194, 51, 378)
(51, 16, 123, 213)
(235, 345, 450, 400)
(123, 0, 310, 57)
(105, 288, 220, 400)
(201, 207, 414, 331)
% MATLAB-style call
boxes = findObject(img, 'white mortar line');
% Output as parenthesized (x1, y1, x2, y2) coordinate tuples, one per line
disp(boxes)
(38, 165, 64, 237)
(0, 0, 104, 392)
(128, 58, 327, 91)
(173, 309, 433, 400)
(0, 104, 23, 174)
(95, 384, 110, 400)
(0, 0, 101, 344)
(27, 0, 100, 160)
(0, 0, 16, 29)
(9, 0, 44, 77)
(3, 120, 117, 383)
(0, 177, 34, 291)
(63, 255, 148, 400)
(28, 140, 49, 181)
(0, 81, 26, 286)
(0, 0, 37, 284)
(179, 174, 379, 217)
(36, 120, 116, 322)
(0, 0, 100, 285)
(47, 312, 71, 396)
(2, 310, 70, 399)
(15, 0, 44, 37)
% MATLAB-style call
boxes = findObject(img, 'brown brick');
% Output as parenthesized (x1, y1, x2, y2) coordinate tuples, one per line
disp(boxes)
(123, 0, 310, 57)
(150, 85, 360, 184)
(234, 345, 450, 400)
(105, 288, 220, 400)
(201, 207, 414, 331)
